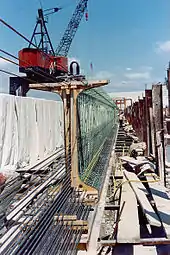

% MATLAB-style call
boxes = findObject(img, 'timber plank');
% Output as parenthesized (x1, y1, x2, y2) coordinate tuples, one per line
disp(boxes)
(133, 245, 157, 255)
(119, 156, 148, 166)
(100, 238, 170, 246)
(146, 175, 170, 238)
(123, 171, 161, 227)
(114, 169, 123, 178)
(117, 178, 140, 243)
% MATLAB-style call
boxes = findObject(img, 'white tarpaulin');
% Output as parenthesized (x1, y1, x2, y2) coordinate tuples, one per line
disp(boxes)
(0, 94, 64, 171)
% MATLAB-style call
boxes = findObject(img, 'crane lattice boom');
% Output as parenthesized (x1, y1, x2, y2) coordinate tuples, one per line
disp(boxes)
(56, 0, 88, 57)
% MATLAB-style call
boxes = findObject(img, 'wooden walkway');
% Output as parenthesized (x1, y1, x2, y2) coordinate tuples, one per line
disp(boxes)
(99, 157, 170, 255)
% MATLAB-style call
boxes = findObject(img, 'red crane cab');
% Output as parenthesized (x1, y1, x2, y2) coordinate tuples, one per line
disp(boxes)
(18, 48, 68, 76)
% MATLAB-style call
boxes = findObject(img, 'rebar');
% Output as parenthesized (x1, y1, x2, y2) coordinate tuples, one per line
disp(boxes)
(0, 88, 118, 255)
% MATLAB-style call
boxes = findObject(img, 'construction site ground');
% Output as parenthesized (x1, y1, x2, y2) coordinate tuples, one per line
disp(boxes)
(79, 124, 170, 255)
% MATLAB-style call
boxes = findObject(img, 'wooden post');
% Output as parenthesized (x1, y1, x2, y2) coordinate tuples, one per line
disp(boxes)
(145, 90, 152, 156)
(139, 99, 144, 141)
(62, 89, 71, 166)
(143, 97, 147, 150)
(167, 62, 170, 116)
(149, 107, 156, 158)
(152, 84, 166, 184)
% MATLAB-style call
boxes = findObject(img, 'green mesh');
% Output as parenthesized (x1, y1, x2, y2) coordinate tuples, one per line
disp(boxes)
(77, 88, 118, 189)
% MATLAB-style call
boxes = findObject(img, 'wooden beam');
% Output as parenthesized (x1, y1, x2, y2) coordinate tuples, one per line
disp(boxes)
(117, 178, 140, 243)
(75, 234, 88, 251)
(123, 170, 161, 227)
(146, 175, 170, 238)
(54, 215, 77, 222)
(29, 80, 109, 90)
(119, 156, 148, 166)
(99, 237, 170, 246)
(133, 245, 157, 255)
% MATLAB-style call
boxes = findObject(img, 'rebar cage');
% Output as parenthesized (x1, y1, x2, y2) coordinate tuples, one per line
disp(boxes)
(77, 88, 119, 190)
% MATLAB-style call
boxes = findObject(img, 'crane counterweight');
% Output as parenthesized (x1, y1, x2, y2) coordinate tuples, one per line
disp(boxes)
(18, 48, 68, 76)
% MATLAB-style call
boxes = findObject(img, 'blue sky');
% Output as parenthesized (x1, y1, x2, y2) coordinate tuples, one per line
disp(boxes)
(0, 0, 170, 98)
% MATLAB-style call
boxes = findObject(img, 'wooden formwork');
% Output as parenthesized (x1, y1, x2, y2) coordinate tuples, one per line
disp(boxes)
(124, 85, 166, 186)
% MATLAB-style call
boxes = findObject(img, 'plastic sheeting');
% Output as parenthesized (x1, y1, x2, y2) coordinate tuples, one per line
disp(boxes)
(0, 94, 64, 171)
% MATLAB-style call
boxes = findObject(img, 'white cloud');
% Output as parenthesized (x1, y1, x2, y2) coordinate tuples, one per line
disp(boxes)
(121, 81, 128, 84)
(156, 41, 170, 53)
(105, 79, 148, 93)
(125, 66, 153, 72)
(124, 71, 150, 80)
(92, 70, 114, 80)
(140, 66, 153, 71)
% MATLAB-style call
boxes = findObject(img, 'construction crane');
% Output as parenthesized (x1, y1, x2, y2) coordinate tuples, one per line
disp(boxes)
(56, 0, 88, 57)
(18, 0, 88, 77)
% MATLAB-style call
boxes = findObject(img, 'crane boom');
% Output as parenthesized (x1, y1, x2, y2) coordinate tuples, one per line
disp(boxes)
(56, 0, 88, 57)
